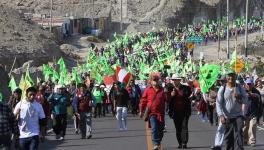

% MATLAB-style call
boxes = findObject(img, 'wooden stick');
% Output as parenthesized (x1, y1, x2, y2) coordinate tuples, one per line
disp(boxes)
(9, 57, 17, 77)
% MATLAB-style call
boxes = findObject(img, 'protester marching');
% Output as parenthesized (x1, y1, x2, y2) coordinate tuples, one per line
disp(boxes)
(0, 16, 264, 150)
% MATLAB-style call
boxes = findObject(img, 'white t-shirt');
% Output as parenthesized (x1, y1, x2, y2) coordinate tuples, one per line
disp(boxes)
(14, 100, 45, 138)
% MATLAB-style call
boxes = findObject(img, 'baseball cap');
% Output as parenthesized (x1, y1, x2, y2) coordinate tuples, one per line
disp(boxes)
(226, 70, 236, 76)
(57, 84, 65, 89)
(245, 78, 254, 84)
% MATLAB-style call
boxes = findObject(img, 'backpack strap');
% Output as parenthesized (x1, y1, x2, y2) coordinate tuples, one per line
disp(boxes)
(221, 84, 226, 106)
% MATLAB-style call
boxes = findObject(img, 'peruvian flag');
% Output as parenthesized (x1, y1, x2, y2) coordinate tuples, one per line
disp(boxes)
(116, 66, 131, 84)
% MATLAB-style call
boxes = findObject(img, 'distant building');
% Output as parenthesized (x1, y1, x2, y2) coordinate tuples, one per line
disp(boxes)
(30, 8, 112, 40)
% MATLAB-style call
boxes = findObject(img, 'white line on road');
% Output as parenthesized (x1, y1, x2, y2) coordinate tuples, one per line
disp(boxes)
(257, 126, 264, 131)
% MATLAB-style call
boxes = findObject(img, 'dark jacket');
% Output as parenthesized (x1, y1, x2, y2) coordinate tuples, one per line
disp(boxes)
(73, 91, 92, 113)
(113, 88, 130, 107)
(126, 84, 142, 101)
(246, 87, 262, 118)
(7, 96, 20, 110)
(168, 84, 192, 117)
(48, 93, 70, 115)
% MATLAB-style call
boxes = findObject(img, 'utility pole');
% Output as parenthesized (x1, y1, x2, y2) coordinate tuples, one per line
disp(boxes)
(245, 0, 249, 57)
(218, 24, 221, 59)
(217, 3, 222, 60)
(92, 0, 94, 28)
(50, 0, 53, 32)
(226, 0, 230, 59)
(120, 0, 123, 32)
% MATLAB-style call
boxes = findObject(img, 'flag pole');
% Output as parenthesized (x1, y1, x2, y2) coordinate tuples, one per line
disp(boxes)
(235, 29, 238, 73)
(9, 57, 17, 78)
(235, 28, 238, 92)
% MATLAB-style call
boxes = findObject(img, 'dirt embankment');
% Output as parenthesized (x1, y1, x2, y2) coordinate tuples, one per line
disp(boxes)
(0, 5, 62, 70)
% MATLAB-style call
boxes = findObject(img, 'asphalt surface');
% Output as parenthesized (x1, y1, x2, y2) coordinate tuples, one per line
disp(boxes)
(39, 112, 264, 150)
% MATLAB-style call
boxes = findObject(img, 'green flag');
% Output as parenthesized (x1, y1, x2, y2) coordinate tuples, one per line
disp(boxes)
(113, 32, 118, 41)
(57, 57, 67, 76)
(43, 64, 53, 81)
(64, 73, 72, 85)
(57, 57, 66, 69)
(58, 74, 65, 85)
(37, 77, 40, 84)
(25, 64, 34, 85)
(19, 74, 33, 100)
(52, 70, 60, 82)
(199, 64, 220, 93)
(244, 60, 250, 72)
(8, 76, 17, 92)
(72, 68, 83, 84)
(91, 68, 103, 83)
(19, 74, 25, 90)
(123, 32, 129, 47)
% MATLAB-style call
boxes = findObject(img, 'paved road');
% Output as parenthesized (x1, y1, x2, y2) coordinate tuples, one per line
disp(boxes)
(39, 113, 264, 150)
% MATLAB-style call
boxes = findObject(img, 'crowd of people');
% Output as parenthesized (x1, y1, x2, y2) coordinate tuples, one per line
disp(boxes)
(0, 16, 264, 150)
(1, 70, 264, 150)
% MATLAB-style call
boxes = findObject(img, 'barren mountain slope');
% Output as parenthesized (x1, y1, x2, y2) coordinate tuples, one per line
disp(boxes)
(0, 5, 61, 69)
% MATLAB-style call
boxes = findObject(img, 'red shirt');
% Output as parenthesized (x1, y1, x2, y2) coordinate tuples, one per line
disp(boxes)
(36, 93, 50, 118)
(140, 86, 170, 126)
(75, 92, 92, 113)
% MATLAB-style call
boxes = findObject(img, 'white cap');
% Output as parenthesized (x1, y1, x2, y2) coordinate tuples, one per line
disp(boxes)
(170, 74, 182, 80)
(57, 84, 65, 89)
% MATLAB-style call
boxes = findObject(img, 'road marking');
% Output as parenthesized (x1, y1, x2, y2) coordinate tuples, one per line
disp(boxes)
(145, 123, 163, 150)
(257, 126, 264, 131)
(146, 123, 153, 150)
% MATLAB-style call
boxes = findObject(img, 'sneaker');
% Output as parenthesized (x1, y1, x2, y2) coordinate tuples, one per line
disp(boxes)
(211, 146, 221, 150)
(58, 136, 64, 141)
(250, 143, 256, 147)
(47, 129, 53, 134)
(119, 128, 124, 131)
(75, 130, 79, 134)
(87, 135, 92, 139)
(153, 145, 160, 150)
(177, 145, 183, 149)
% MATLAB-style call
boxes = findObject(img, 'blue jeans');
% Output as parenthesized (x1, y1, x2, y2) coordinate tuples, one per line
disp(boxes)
(19, 135, 39, 150)
(149, 115, 164, 146)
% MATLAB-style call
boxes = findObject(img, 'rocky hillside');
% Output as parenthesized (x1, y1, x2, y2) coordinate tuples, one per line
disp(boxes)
(0, 5, 62, 69)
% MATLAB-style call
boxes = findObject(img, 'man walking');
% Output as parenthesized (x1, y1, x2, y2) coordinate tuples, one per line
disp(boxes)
(73, 84, 93, 139)
(216, 71, 248, 150)
(140, 76, 169, 150)
(127, 79, 142, 116)
(243, 78, 261, 146)
(14, 87, 46, 150)
(112, 81, 130, 131)
(48, 85, 70, 140)
(168, 74, 192, 149)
